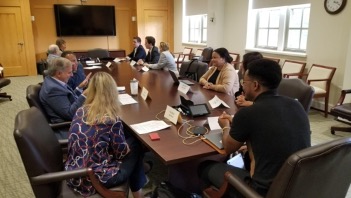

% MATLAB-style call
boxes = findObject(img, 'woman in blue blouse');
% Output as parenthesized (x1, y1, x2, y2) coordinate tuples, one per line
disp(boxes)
(65, 72, 147, 198)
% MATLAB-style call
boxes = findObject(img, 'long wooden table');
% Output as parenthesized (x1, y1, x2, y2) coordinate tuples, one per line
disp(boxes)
(84, 61, 238, 166)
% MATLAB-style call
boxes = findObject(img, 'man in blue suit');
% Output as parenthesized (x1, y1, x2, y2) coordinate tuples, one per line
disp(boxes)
(61, 51, 91, 90)
(40, 57, 89, 125)
(127, 36, 146, 62)
(137, 36, 160, 64)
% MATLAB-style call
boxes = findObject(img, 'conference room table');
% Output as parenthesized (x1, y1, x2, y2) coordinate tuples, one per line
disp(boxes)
(83, 60, 238, 192)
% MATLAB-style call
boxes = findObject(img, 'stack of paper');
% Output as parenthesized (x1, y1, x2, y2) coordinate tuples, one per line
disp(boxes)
(130, 120, 171, 134)
(118, 94, 138, 105)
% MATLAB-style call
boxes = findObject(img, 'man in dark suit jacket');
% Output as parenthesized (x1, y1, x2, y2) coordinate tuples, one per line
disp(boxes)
(127, 36, 146, 62)
(62, 51, 91, 90)
(138, 36, 160, 64)
(40, 57, 88, 124)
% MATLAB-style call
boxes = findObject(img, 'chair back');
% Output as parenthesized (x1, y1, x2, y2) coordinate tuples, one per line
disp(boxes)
(180, 47, 193, 62)
(277, 78, 315, 112)
(281, 60, 306, 78)
(229, 52, 240, 69)
(307, 64, 336, 93)
(14, 107, 64, 198)
(179, 60, 209, 82)
(267, 137, 351, 198)
(87, 48, 110, 59)
(26, 84, 50, 122)
(201, 47, 213, 64)
(194, 49, 203, 57)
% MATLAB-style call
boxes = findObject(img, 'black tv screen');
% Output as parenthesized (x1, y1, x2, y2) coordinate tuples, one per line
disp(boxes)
(54, 4, 116, 36)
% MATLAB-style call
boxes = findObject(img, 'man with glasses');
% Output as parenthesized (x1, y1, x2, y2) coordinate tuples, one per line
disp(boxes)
(198, 59, 311, 197)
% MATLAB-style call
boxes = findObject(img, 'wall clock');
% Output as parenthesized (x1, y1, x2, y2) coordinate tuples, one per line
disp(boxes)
(324, 0, 347, 15)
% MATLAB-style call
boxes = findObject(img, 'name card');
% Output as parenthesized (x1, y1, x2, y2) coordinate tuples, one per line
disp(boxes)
(164, 105, 182, 125)
(130, 60, 136, 66)
(141, 87, 149, 100)
(209, 95, 230, 108)
(177, 82, 190, 94)
(106, 62, 112, 67)
(141, 66, 149, 72)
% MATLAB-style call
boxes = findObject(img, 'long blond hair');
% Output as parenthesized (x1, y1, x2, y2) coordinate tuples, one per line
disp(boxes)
(84, 72, 120, 125)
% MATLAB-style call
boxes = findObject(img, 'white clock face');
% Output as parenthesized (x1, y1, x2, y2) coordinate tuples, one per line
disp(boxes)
(326, 0, 343, 12)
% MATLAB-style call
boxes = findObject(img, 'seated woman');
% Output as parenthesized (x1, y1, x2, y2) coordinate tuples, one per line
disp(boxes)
(144, 42, 179, 75)
(199, 48, 239, 96)
(65, 72, 147, 198)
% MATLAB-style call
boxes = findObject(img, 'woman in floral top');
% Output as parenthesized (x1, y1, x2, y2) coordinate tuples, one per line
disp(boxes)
(65, 72, 147, 198)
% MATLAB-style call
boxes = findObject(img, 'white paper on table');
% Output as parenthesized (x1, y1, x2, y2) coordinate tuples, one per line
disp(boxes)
(118, 94, 138, 105)
(209, 95, 230, 109)
(130, 120, 171, 134)
(207, 116, 221, 130)
(84, 66, 102, 70)
(86, 62, 102, 66)
(106, 62, 112, 67)
(141, 66, 149, 72)
(113, 58, 121, 62)
(86, 60, 95, 64)
(117, 86, 125, 91)
(130, 60, 136, 66)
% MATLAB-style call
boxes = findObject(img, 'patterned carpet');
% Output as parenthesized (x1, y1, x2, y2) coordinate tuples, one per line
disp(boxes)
(0, 75, 350, 197)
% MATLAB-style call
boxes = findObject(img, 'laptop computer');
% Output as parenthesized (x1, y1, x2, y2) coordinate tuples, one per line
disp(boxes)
(169, 70, 195, 85)
(203, 129, 223, 149)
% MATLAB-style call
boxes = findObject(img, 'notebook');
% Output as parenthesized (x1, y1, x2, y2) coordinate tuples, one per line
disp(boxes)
(203, 129, 223, 150)
(169, 70, 195, 85)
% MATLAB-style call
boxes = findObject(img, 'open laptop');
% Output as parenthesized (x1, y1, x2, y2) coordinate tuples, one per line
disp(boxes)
(169, 70, 195, 85)
(203, 129, 223, 149)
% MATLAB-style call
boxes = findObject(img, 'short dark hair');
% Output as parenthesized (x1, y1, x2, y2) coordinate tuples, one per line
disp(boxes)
(56, 38, 66, 47)
(213, 48, 233, 63)
(145, 36, 156, 46)
(61, 51, 75, 58)
(247, 59, 282, 90)
(133, 36, 141, 43)
(242, 52, 263, 71)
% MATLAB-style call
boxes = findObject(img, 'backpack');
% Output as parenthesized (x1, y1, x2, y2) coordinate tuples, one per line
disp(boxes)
(151, 181, 201, 198)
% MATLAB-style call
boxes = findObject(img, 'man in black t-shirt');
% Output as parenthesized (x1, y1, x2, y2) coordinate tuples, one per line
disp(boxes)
(198, 59, 311, 197)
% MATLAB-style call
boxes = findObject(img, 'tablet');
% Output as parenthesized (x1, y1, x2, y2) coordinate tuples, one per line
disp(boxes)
(188, 104, 210, 117)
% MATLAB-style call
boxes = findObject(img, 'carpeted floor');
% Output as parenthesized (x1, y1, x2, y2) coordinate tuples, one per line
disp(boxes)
(0, 75, 350, 197)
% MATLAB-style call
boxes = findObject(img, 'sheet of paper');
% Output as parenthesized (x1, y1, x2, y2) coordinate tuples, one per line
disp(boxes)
(86, 62, 102, 66)
(130, 60, 136, 66)
(177, 82, 190, 95)
(207, 116, 221, 130)
(84, 66, 102, 70)
(141, 66, 149, 72)
(113, 58, 121, 62)
(130, 120, 171, 134)
(106, 62, 112, 67)
(118, 93, 138, 105)
(86, 60, 95, 64)
(208, 95, 230, 109)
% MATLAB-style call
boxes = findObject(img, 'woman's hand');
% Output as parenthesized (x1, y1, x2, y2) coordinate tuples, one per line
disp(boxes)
(203, 82, 213, 89)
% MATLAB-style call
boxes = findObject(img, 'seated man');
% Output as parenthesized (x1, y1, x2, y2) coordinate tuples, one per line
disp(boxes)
(61, 51, 91, 90)
(47, 44, 62, 63)
(198, 59, 311, 197)
(137, 36, 160, 64)
(127, 36, 146, 62)
(40, 57, 88, 125)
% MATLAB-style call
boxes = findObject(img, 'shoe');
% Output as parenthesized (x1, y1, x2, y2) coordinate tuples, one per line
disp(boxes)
(144, 160, 153, 174)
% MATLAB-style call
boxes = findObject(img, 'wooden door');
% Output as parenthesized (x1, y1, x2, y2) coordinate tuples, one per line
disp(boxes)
(0, 7, 27, 76)
(143, 10, 168, 45)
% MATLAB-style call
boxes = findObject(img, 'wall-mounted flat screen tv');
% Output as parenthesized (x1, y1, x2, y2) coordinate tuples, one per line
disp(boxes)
(54, 4, 116, 36)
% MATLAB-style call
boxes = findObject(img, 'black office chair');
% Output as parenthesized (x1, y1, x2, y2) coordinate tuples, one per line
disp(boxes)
(203, 137, 351, 198)
(14, 107, 129, 198)
(87, 48, 110, 59)
(277, 78, 315, 113)
(179, 60, 209, 82)
(330, 89, 351, 134)
(0, 63, 12, 101)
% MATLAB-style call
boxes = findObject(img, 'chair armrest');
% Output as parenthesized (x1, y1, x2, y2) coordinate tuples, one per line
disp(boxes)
(58, 139, 68, 154)
(336, 89, 351, 105)
(31, 168, 90, 185)
(49, 121, 71, 130)
(284, 73, 302, 78)
(307, 79, 330, 83)
(224, 172, 262, 198)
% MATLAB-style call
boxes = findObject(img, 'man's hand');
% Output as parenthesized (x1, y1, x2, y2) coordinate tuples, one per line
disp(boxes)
(78, 72, 92, 89)
(137, 59, 144, 65)
(218, 111, 232, 128)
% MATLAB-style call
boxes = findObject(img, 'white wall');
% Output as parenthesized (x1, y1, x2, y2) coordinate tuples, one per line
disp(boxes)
(174, 0, 351, 107)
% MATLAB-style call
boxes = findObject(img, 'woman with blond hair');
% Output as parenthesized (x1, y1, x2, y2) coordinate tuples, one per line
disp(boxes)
(144, 41, 179, 75)
(65, 72, 147, 198)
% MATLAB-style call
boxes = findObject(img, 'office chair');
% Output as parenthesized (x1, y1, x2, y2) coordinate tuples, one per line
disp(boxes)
(87, 48, 110, 59)
(0, 63, 12, 101)
(203, 137, 351, 198)
(277, 78, 315, 113)
(14, 107, 129, 198)
(330, 89, 351, 134)
(306, 64, 336, 117)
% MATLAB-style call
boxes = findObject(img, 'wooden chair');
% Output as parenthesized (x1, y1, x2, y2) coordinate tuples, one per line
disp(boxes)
(229, 52, 240, 70)
(14, 107, 129, 198)
(191, 48, 204, 60)
(264, 57, 280, 64)
(203, 137, 351, 198)
(330, 89, 351, 134)
(174, 47, 193, 70)
(281, 60, 306, 79)
(306, 64, 336, 117)
(0, 64, 12, 101)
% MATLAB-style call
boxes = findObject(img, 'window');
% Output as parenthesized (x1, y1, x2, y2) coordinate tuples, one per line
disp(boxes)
(185, 15, 207, 44)
(250, 4, 310, 53)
